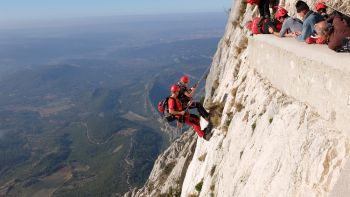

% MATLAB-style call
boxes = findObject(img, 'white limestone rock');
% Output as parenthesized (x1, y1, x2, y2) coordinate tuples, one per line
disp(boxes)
(125, 0, 350, 196)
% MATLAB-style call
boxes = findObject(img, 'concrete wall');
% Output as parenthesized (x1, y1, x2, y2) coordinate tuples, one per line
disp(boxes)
(248, 35, 350, 135)
(248, 35, 350, 197)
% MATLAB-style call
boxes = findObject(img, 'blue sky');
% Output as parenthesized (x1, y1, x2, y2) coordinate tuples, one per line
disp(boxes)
(1, 0, 232, 21)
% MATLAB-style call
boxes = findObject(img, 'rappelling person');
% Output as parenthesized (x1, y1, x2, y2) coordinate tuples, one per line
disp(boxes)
(168, 84, 212, 141)
(177, 75, 210, 121)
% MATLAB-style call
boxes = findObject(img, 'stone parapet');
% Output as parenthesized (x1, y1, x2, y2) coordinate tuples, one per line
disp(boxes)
(249, 35, 350, 197)
(249, 35, 350, 135)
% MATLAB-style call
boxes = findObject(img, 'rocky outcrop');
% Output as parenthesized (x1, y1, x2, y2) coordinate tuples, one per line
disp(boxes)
(125, 0, 350, 196)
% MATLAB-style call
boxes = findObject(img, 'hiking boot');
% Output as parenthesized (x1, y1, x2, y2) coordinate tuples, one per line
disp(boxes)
(201, 115, 210, 123)
(203, 131, 212, 141)
(203, 125, 213, 141)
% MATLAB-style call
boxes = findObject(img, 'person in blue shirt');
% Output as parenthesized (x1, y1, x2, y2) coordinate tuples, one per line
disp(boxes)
(294, 1, 324, 41)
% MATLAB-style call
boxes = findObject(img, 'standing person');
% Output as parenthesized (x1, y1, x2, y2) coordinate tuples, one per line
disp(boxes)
(168, 85, 212, 140)
(259, 0, 271, 18)
(294, 0, 324, 41)
(269, 7, 303, 37)
(177, 75, 209, 120)
(246, 0, 270, 19)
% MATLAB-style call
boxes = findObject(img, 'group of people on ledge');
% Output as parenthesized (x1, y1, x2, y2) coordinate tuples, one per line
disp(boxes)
(158, 76, 212, 141)
(246, 0, 350, 52)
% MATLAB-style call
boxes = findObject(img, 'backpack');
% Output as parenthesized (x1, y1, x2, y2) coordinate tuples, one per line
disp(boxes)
(157, 97, 177, 122)
(250, 17, 266, 34)
(247, 0, 260, 5)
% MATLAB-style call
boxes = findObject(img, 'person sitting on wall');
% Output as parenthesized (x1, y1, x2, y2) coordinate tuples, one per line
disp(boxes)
(247, 17, 281, 35)
(309, 12, 350, 51)
(315, 2, 328, 19)
(293, 0, 324, 41)
(305, 20, 330, 44)
(269, 7, 303, 37)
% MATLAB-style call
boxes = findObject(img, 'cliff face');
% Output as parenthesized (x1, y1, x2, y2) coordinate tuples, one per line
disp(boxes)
(125, 0, 350, 196)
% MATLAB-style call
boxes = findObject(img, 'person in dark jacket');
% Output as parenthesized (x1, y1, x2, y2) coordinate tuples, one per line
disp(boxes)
(294, 0, 324, 41)
(177, 75, 209, 120)
(258, 0, 271, 18)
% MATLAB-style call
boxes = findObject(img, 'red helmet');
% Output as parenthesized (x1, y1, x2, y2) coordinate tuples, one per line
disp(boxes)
(275, 7, 288, 19)
(170, 85, 180, 92)
(180, 75, 189, 83)
(315, 3, 327, 11)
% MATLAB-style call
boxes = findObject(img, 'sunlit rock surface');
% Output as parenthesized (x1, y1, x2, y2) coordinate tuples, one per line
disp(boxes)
(125, 0, 350, 196)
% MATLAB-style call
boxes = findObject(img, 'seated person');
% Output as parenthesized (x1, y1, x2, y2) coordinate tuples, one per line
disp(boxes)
(327, 13, 350, 51)
(315, 2, 328, 18)
(247, 17, 281, 34)
(308, 12, 350, 51)
(269, 7, 303, 37)
(306, 20, 330, 44)
(294, 0, 324, 41)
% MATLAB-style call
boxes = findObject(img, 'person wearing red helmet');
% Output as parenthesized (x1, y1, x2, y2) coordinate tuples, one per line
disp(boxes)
(315, 2, 328, 18)
(268, 7, 303, 37)
(168, 84, 212, 140)
(177, 75, 209, 120)
(294, 1, 325, 41)
(246, 16, 282, 35)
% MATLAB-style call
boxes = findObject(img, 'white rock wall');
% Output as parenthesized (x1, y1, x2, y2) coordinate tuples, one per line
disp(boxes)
(181, 0, 350, 196)
(125, 0, 350, 196)
(182, 61, 349, 197)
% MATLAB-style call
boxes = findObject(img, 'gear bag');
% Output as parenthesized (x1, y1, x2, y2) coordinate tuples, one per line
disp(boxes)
(157, 97, 177, 122)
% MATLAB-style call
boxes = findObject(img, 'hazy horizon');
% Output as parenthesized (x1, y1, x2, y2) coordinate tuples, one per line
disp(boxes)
(0, 12, 229, 30)
(1, 0, 232, 22)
